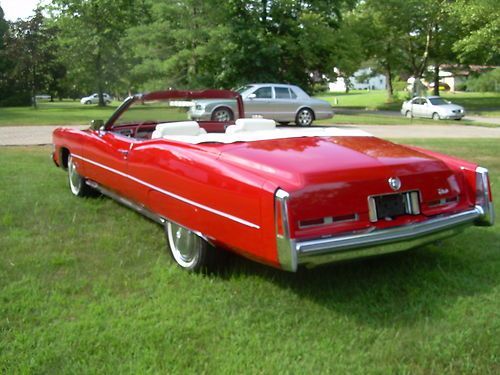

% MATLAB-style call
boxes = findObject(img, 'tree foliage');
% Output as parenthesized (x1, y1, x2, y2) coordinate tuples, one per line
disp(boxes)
(451, 0, 500, 65)
(1, 0, 499, 105)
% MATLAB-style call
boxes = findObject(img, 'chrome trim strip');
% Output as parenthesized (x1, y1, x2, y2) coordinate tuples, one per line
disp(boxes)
(475, 166, 495, 226)
(86, 180, 163, 224)
(275, 189, 297, 272)
(73, 153, 260, 229)
(296, 208, 481, 255)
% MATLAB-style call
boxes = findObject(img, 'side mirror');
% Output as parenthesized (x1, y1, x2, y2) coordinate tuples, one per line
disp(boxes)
(90, 119, 104, 130)
(247, 93, 256, 99)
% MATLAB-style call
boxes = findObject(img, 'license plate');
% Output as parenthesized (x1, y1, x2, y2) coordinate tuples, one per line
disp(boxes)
(368, 191, 420, 222)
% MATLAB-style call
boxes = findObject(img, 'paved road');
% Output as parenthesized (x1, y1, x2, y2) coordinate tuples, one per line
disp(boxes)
(336, 108, 500, 125)
(1, 123, 500, 146)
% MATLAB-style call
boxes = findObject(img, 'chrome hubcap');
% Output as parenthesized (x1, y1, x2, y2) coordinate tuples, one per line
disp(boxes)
(298, 110, 312, 125)
(167, 222, 201, 268)
(214, 110, 230, 122)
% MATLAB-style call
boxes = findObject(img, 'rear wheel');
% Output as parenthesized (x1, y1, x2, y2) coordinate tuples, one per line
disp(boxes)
(295, 108, 314, 126)
(68, 154, 93, 197)
(432, 112, 440, 121)
(165, 221, 219, 272)
(211, 107, 234, 122)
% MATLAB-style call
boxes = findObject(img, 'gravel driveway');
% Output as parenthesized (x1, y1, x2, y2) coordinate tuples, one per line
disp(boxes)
(1, 123, 500, 146)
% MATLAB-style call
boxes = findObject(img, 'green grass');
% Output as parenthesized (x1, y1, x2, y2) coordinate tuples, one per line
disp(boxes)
(318, 90, 500, 115)
(1, 92, 498, 128)
(1, 141, 499, 373)
(316, 113, 498, 127)
(318, 90, 402, 110)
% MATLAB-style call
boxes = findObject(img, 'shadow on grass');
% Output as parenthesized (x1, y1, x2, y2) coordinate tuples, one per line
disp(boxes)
(221, 229, 500, 327)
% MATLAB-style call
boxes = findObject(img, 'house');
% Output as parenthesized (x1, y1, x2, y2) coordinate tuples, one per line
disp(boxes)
(328, 68, 386, 92)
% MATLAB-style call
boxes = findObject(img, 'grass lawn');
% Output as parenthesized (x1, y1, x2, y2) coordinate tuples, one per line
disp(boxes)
(318, 90, 500, 117)
(1, 140, 499, 374)
(1, 92, 498, 128)
(316, 113, 498, 127)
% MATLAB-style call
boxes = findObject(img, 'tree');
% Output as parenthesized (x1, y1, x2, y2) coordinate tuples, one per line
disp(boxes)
(451, 0, 500, 65)
(123, 0, 353, 92)
(1, 9, 59, 107)
(51, 0, 147, 105)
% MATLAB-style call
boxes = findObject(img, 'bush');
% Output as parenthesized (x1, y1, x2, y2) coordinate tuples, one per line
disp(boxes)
(0, 91, 31, 107)
(466, 68, 500, 92)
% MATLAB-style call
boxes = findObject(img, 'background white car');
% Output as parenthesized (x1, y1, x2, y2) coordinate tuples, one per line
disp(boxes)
(80, 93, 113, 105)
(401, 96, 465, 120)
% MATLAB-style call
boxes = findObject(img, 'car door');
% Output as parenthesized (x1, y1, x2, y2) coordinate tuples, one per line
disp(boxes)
(421, 98, 433, 118)
(412, 98, 426, 117)
(244, 86, 273, 118)
(80, 130, 135, 198)
(273, 86, 298, 122)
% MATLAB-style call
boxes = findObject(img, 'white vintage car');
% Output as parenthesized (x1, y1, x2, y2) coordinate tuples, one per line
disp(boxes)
(401, 96, 465, 120)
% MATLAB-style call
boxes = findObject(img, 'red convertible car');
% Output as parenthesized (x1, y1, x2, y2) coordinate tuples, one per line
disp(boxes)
(52, 90, 495, 272)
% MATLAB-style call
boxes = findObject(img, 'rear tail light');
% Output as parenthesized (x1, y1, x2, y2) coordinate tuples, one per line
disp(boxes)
(475, 167, 495, 226)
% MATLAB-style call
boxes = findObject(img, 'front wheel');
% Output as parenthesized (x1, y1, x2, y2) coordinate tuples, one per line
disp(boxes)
(166, 221, 219, 272)
(405, 110, 412, 118)
(85, 100, 92, 105)
(295, 108, 314, 126)
(68, 155, 93, 197)
(432, 112, 440, 121)
(211, 107, 234, 122)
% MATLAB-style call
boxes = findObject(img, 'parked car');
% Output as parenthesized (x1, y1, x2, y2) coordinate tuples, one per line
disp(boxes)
(52, 89, 494, 273)
(188, 83, 333, 126)
(80, 93, 113, 105)
(401, 96, 465, 120)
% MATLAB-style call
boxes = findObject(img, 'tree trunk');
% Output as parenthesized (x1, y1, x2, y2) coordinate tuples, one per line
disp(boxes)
(95, 50, 105, 106)
(433, 64, 440, 96)
(385, 63, 394, 100)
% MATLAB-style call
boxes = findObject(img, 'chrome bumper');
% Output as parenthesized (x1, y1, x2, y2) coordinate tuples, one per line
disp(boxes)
(278, 207, 485, 272)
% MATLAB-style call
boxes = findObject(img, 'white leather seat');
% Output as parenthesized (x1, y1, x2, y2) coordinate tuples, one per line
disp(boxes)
(225, 118, 276, 134)
(151, 121, 206, 139)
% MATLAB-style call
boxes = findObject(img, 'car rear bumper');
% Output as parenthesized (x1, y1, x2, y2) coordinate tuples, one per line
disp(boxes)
(278, 207, 487, 271)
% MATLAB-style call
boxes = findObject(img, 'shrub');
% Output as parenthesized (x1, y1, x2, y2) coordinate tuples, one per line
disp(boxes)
(466, 68, 500, 92)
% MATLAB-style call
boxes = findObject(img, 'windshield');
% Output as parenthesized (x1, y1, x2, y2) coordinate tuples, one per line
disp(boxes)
(113, 99, 191, 126)
(428, 97, 448, 105)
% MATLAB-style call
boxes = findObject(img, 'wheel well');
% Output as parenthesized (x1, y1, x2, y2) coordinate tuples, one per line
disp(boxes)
(296, 107, 315, 120)
(60, 147, 70, 169)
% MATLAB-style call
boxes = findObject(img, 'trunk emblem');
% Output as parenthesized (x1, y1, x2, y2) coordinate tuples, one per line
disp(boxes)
(388, 177, 402, 191)
(438, 188, 449, 195)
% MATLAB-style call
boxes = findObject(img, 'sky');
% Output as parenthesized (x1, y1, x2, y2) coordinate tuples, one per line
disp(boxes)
(0, 0, 48, 21)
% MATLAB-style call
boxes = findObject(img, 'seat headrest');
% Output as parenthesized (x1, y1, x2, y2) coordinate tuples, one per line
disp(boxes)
(226, 118, 276, 134)
(152, 121, 205, 139)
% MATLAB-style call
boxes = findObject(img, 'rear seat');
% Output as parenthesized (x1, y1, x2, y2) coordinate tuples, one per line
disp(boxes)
(151, 121, 207, 139)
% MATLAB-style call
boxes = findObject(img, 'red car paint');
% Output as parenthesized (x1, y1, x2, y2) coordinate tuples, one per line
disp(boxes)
(52, 90, 494, 271)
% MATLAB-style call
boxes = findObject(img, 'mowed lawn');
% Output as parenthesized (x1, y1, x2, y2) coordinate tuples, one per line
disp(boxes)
(1, 92, 499, 127)
(1, 140, 499, 374)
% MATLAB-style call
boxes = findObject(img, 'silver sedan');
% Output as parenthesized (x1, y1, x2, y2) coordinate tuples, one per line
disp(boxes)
(401, 96, 465, 120)
(188, 83, 334, 126)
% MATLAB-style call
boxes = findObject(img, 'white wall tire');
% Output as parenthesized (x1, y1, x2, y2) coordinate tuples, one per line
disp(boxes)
(166, 221, 218, 272)
(68, 154, 92, 197)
